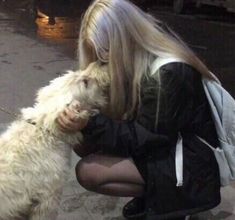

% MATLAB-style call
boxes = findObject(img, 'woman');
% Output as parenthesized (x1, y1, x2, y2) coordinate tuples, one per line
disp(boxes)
(57, 0, 221, 219)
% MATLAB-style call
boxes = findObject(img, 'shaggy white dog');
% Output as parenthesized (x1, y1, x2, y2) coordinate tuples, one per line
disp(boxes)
(0, 62, 110, 220)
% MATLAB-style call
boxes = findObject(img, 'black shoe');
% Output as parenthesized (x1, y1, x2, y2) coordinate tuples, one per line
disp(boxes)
(122, 197, 145, 219)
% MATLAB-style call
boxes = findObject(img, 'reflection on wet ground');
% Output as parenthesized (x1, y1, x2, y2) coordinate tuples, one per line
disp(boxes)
(0, 0, 92, 58)
(36, 10, 79, 39)
(34, 0, 91, 40)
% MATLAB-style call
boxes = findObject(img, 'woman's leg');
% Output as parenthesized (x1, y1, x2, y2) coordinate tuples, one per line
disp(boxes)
(75, 153, 145, 197)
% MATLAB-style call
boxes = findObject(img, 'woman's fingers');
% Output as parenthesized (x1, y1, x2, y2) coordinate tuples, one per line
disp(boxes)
(63, 107, 79, 122)
(57, 118, 69, 132)
(57, 116, 77, 133)
(57, 107, 89, 133)
(57, 110, 79, 132)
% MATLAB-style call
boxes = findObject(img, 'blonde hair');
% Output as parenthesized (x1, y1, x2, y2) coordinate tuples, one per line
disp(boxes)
(78, 0, 214, 119)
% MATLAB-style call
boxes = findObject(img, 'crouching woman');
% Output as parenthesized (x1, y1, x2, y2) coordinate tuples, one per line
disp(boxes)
(57, 0, 221, 219)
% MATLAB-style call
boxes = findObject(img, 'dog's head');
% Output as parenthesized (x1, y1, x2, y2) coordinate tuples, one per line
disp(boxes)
(21, 62, 110, 131)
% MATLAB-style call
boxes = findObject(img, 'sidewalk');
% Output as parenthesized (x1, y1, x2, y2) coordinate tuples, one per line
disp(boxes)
(57, 153, 129, 220)
(0, 9, 235, 220)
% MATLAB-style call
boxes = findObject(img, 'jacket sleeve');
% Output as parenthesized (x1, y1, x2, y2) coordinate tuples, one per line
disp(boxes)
(81, 113, 169, 157)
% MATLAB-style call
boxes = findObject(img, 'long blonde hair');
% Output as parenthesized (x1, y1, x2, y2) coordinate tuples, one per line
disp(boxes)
(78, 0, 214, 119)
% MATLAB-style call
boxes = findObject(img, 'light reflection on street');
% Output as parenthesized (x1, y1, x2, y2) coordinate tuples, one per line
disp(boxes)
(36, 9, 79, 39)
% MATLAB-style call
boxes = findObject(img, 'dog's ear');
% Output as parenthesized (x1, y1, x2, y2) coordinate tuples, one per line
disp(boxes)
(91, 64, 110, 89)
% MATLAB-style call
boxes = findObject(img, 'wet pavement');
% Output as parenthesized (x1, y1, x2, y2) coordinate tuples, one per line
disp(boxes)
(0, 1, 235, 219)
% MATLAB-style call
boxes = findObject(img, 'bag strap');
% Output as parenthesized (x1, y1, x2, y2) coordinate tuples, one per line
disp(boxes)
(150, 57, 187, 187)
(151, 57, 186, 130)
(150, 57, 185, 75)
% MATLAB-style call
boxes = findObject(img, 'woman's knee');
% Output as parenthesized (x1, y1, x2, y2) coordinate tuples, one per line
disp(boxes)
(73, 144, 100, 158)
(75, 158, 102, 191)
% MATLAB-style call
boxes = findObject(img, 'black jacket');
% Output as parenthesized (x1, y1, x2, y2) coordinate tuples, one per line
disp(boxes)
(82, 62, 221, 219)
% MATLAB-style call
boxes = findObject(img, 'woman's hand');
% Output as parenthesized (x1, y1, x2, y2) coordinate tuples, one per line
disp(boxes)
(57, 103, 89, 133)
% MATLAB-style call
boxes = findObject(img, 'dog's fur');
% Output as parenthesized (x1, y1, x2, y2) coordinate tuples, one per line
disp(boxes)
(0, 62, 110, 220)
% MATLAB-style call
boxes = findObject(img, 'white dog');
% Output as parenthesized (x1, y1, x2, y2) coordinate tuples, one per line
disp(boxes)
(0, 62, 110, 220)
